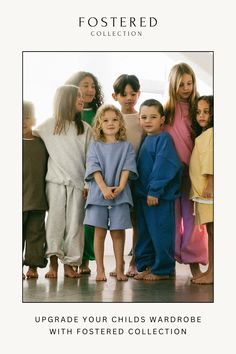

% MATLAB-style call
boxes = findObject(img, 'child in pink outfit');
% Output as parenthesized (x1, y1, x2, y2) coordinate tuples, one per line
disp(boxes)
(164, 63, 208, 279)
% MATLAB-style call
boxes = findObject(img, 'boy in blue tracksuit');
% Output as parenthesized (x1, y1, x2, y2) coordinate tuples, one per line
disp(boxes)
(134, 99, 182, 281)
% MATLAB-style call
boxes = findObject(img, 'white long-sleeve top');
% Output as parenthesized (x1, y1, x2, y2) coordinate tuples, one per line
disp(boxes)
(34, 118, 92, 191)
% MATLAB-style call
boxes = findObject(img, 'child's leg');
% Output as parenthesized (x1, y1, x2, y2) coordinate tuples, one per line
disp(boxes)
(143, 200, 176, 280)
(111, 215, 137, 277)
(22, 212, 27, 281)
(63, 186, 85, 268)
(174, 197, 183, 263)
(24, 211, 47, 268)
(45, 255, 58, 278)
(180, 177, 207, 275)
(111, 230, 128, 281)
(79, 225, 95, 274)
(192, 222, 213, 284)
(61, 186, 85, 278)
(23, 210, 47, 279)
(94, 227, 107, 281)
(190, 262, 202, 278)
(45, 183, 67, 276)
(126, 210, 138, 277)
(135, 200, 155, 273)
(180, 192, 202, 277)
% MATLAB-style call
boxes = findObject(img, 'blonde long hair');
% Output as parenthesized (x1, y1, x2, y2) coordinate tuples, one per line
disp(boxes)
(164, 63, 199, 125)
(53, 85, 84, 135)
(92, 104, 127, 142)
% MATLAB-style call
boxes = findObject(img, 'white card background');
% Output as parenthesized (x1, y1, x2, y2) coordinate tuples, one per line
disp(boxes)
(1, 0, 235, 352)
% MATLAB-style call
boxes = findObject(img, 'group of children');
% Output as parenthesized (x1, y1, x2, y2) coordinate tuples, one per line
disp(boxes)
(23, 62, 214, 286)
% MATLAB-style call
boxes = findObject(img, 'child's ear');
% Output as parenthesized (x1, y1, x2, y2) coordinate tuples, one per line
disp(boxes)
(137, 90, 141, 99)
(161, 115, 165, 125)
(112, 93, 118, 101)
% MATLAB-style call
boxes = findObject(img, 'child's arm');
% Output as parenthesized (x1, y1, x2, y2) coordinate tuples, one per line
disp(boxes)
(93, 171, 116, 200)
(113, 170, 130, 197)
(147, 134, 182, 199)
(202, 174, 213, 198)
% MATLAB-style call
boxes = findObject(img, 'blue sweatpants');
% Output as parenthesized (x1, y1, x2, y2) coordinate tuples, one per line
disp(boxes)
(135, 198, 176, 276)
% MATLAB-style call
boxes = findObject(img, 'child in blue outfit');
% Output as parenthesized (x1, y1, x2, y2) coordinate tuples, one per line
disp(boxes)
(134, 99, 182, 281)
(84, 104, 138, 281)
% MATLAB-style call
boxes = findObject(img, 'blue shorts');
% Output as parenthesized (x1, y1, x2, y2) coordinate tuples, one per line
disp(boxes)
(84, 204, 132, 230)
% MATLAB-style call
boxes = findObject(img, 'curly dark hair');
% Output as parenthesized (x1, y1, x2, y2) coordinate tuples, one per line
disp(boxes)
(65, 71, 104, 112)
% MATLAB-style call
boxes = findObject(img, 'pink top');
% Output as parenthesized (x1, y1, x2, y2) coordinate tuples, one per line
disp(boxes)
(164, 101, 193, 165)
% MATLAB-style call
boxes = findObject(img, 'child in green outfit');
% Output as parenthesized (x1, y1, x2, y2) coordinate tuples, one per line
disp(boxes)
(65, 71, 104, 274)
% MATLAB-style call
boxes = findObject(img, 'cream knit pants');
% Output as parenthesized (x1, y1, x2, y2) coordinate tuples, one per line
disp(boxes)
(46, 182, 85, 266)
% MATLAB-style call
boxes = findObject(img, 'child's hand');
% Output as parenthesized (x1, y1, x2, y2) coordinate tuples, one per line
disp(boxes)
(202, 185, 213, 198)
(202, 175, 213, 198)
(83, 188, 88, 200)
(112, 186, 123, 198)
(101, 186, 116, 200)
(147, 195, 159, 206)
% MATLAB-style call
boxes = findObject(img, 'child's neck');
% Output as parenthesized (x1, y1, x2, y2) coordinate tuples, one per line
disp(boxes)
(178, 98, 189, 103)
(23, 132, 35, 139)
(104, 135, 117, 143)
(83, 102, 91, 109)
(147, 129, 162, 136)
(121, 108, 137, 115)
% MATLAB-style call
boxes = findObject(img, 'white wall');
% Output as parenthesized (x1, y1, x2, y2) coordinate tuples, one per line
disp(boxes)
(23, 51, 213, 124)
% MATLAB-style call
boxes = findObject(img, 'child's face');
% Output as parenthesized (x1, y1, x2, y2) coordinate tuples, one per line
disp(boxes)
(177, 73, 193, 101)
(75, 89, 84, 112)
(23, 114, 34, 138)
(139, 106, 165, 135)
(112, 84, 140, 114)
(79, 76, 96, 106)
(196, 99, 211, 130)
(101, 110, 120, 137)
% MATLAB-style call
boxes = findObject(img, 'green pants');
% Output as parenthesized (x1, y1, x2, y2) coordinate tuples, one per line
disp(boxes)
(82, 225, 95, 261)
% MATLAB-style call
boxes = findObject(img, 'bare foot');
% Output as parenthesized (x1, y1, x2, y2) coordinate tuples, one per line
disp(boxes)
(26, 267, 38, 279)
(134, 268, 151, 280)
(126, 264, 138, 277)
(117, 273, 128, 281)
(79, 261, 91, 275)
(64, 264, 81, 278)
(192, 271, 213, 285)
(191, 272, 205, 281)
(190, 263, 202, 279)
(45, 256, 58, 278)
(96, 271, 107, 281)
(109, 260, 125, 277)
(45, 268, 58, 278)
(143, 273, 170, 281)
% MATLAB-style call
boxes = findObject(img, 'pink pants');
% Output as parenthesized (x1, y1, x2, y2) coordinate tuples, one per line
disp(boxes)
(175, 176, 208, 265)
